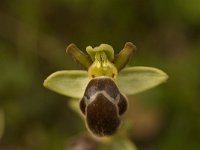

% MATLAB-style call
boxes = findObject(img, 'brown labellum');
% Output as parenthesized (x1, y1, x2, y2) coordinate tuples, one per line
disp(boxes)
(79, 77, 128, 137)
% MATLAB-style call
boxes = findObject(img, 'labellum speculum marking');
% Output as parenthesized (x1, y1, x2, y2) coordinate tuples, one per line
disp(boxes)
(43, 42, 168, 138)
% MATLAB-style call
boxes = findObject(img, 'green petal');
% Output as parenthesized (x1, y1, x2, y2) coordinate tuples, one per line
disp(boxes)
(66, 43, 92, 69)
(114, 42, 136, 71)
(117, 66, 168, 95)
(43, 70, 89, 98)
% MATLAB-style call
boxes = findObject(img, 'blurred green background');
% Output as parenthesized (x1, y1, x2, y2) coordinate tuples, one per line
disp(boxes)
(0, 0, 200, 150)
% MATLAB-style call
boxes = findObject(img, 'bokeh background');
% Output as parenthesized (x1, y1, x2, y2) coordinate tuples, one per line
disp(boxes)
(0, 0, 200, 150)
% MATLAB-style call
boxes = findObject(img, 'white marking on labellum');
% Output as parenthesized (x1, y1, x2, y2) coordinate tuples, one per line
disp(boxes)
(84, 90, 120, 105)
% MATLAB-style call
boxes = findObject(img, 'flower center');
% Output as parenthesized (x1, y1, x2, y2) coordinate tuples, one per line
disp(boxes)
(88, 51, 118, 79)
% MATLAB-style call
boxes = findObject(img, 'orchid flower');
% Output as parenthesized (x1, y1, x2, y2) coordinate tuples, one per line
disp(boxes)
(43, 42, 168, 137)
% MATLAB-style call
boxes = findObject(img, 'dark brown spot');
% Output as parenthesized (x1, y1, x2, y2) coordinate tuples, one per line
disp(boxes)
(86, 93, 120, 137)
(80, 98, 86, 115)
(118, 94, 128, 115)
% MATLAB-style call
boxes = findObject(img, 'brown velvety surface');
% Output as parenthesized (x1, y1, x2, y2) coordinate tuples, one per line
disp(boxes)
(86, 93, 120, 137)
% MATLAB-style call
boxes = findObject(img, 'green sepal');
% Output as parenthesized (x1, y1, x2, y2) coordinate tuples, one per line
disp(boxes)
(117, 66, 168, 95)
(43, 70, 89, 98)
